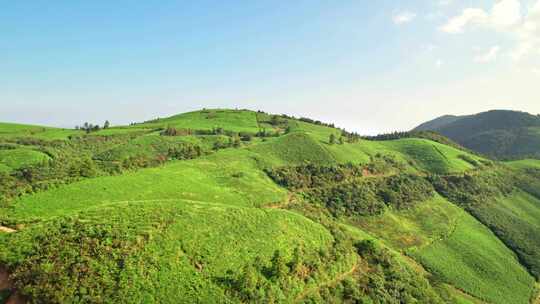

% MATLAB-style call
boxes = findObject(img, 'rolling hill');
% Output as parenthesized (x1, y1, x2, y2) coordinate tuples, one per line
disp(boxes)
(1, 109, 539, 303)
(414, 110, 540, 160)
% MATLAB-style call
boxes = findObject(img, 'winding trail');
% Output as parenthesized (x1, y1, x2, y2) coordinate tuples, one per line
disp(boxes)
(263, 193, 295, 209)
(294, 261, 359, 303)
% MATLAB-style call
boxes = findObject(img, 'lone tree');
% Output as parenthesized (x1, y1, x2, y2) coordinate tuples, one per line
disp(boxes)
(270, 115, 281, 126)
(329, 134, 336, 145)
(103, 120, 110, 129)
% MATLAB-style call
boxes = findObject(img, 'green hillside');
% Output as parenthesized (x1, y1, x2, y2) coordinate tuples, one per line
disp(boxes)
(1, 109, 539, 303)
(414, 110, 540, 160)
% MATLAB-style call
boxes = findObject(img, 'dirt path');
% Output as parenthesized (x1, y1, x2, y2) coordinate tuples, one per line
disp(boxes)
(0, 226, 16, 233)
(263, 193, 295, 209)
(294, 261, 359, 303)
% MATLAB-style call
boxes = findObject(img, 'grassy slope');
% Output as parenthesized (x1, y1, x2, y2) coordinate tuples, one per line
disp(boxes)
(507, 159, 540, 170)
(1, 200, 336, 303)
(354, 195, 460, 250)
(0, 122, 81, 140)
(324, 138, 480, 174)
(472, 190, 540, 279)
(3, 149, 286, 222)
(0, 149, 50, 171)
(355, 195, 534, 304)
(380, 139, 481, 174)
(137, 109, 263, 133)
(412, 208, 534, 304)
(248, 132, 337, 167)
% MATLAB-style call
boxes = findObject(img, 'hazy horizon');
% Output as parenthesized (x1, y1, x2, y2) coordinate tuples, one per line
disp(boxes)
(2, 1, 539, 134)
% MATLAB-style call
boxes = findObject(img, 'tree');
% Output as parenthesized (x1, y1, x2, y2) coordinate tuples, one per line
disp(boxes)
(103, 120, 110, 129)
(329, 134, 336, 145)
(162, 126, 178, 136)
(270, 115, 281, 126)
(270, 250, 288, 280)
(284, 126, 292, 134)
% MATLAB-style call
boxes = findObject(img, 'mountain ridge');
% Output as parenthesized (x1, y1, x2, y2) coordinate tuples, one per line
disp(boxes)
(414, 109, 540, 159)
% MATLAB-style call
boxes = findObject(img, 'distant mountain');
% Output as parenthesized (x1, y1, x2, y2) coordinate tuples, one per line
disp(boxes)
(414, 110, 540, 159)
(413, 115, 467, 132)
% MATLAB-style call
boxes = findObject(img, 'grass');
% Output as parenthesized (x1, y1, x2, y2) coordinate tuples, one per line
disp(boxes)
(0, 149, 50, 171)
(137, 109, 262, 133)
(289, 120, 341, 143)
(355, 193, 535, 303)
(0, 200, 335, 303)
(470, 190, 540, 279)
(506, 159, 540, 170)
(380, 138, 482, 174)
(353, 195, 461, 250)
(0, 122, 81, 140)
(412, 205, 534, 304)
(94, 134, 225, 162)
(3, 148, 286, 222)
(248, 132, 336, 167)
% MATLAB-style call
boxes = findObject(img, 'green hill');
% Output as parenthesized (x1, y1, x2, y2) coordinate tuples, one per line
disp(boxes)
(414, 110, 540, 160)
(0, 109, 539, 303)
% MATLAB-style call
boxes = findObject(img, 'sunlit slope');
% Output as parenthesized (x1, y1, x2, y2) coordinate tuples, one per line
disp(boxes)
(355, 195, 535, 304)
(0, 148, 50, 172)
(507, 158, 540, 170)
(135, 109, 263, 133)
(0, 200, 338, 303)
(2, 149, 286, 223)
(3, 123, 487, 224)
(248, 131, 483, 175)
(247, 132, 337, 166)
(471, 190, 540, 279)
(412, 208, 533, 304)
(326, 138, 483, 174)
(0, 122, 81, 140)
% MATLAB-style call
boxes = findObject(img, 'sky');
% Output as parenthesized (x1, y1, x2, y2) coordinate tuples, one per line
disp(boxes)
(1, 0, 539, 134)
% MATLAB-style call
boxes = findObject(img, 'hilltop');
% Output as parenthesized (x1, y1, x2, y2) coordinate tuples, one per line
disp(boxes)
(0, 108, 539, 303)
(414, 110, 540, 160)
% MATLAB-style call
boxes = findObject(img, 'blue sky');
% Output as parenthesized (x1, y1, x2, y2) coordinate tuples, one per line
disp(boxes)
(1, 0, 539, 133)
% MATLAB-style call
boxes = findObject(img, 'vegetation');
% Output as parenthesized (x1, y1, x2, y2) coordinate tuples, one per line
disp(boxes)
(412, 209, 534, 304)
(0, 108, 538, 303)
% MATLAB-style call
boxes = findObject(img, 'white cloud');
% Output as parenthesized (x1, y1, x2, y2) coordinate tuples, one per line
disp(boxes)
(490, 0, 522, 29)
(474, 46, 501, 63)
(440, 0, 521, 33)
(436, 59, 444, 68)
(393, 11, 417, 25)
(440, 8, 488, 33)
(441, 0, 540, 62)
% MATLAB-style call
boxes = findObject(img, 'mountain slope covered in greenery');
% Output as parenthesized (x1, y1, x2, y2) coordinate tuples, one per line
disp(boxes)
(414, 110, 540, 160)
(1, 109, 539, 304)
